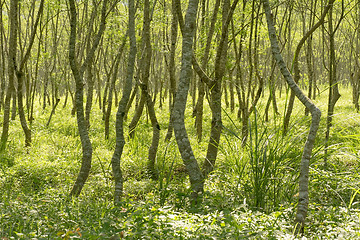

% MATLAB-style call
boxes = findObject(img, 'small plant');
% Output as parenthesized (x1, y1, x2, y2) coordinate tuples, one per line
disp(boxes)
(247, 111, 310, 211)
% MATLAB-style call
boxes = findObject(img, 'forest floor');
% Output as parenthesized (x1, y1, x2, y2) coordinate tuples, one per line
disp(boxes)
(1, 86, 360, 239)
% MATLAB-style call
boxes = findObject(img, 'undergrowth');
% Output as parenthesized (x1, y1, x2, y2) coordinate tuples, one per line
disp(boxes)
(1, 87, 360, 239)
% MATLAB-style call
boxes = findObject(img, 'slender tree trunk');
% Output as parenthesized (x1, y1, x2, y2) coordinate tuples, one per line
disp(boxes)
(173, 0, 204, 198)
(105, 37, 127, 140)
(164, 0, 178, 142)
(68, 0, 93, 196)
(68, 0, 107, 196)
(0, 0, 5, 112)
(141, 0, 160, 179)
(324, 4, 342, 166)
(353, 1, 360, 111)
(283, 0, 333, 134)
(85, 60, 94, 129)
(1, 0, 18, 151)
(193, 0, 220, 142)
(202, 0, 239, 177)
(14, 0, 44, 147)
(262, 0, 321, 234)
(111, 0, 137, 203)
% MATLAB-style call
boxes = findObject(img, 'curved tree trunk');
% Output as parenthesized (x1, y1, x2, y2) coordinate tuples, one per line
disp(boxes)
(111, 0, 137, 203)
(193, 0, 220, 142)
(68, 0, 107, 197)
(262, 0, 322, 234)
(283, 0, 334, 134)
(173, 0, 204, 198)
(164, 0, 178, 142)
(1, 0, 18, 151)
(202, 0, 239, 177)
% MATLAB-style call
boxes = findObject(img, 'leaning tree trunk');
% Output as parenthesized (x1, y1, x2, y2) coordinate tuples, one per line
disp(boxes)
(15, 0, 45, 147)
(173, 0, 204, 199)
(202, 0, 239, 177)
(283, 0, 334, 134)
(111, 0, 137, 203)
(262, 0, 321, 234)
(68, 0, 107, 197)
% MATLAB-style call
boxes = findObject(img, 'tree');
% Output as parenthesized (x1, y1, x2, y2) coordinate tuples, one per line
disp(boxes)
(324, 0, 344, 166)
(192, 0, 221, 143)
(1, 0, 18, 151)
(15, 0, 45, 147)
(202, 0, 239, 177)
(262, 0, 321, 233)
(172, 0, 204, 198)
(68, 0, 108, 196)
(111, 0, 137, 203)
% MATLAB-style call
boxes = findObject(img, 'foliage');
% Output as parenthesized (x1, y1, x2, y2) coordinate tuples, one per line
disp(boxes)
(0, 89, 359, 239)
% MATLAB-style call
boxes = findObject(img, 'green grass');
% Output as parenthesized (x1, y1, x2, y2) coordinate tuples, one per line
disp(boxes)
(1, 86, 360, 239)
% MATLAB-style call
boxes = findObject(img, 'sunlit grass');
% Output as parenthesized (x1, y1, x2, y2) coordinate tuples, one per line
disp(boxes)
(1, 86, 360, 238)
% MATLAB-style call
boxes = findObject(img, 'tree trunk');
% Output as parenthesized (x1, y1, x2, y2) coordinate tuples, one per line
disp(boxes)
(68, 0, 107, 197)
(173, 0, 204, 198)
(111, 0, 137, 203)
(193, 0, 220, 142)
(15, 0, 44, 147)
(164, 0, 178, 142)
(1, 0, 18, 151)
(0, 1, 5, 112)
(283, 0, 334, 134)
(105, 37, 127, 140)
(324, 4, 342, 166)
(262, 0, 322, 234)
(202, 0, 239, 177)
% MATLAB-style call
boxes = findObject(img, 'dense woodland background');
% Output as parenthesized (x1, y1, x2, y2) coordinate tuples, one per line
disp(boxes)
(1, 0, 360, 238)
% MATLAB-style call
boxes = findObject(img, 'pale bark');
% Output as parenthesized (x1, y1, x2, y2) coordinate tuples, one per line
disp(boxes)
(202, 0, 239, 177)
(324, 3, 344, 166)
(111, 0, 137, 203)
(262, 0, 321, 234)
(164, 0, 178, 142)
(1, 0, 18, 151)
(283, 0, 334, 134)
(173, 0, 204, 197)
(68, 0, 107, 197)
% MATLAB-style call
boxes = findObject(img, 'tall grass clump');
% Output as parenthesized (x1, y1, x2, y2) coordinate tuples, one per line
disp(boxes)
(219, 110, 313, 212)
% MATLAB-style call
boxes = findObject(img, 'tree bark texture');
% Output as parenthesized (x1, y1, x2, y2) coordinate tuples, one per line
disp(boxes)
(283, 0, 334, 134)
(68, 0, 93, 197)
(111, 0, 137, 204)
(164, 0, 179, 142)
(202, 0, 239, 177)
(262, 0, 321, 234)
(173, 0, 204, 197)
(1, 0, 18, 151)
(68, 0, 107, 197)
